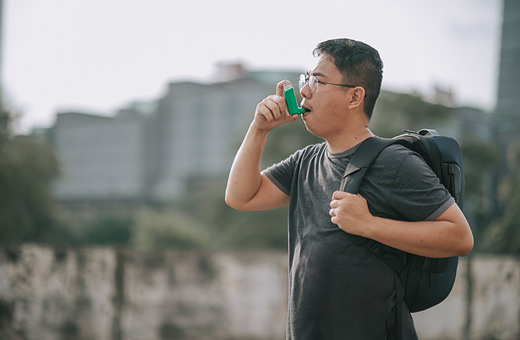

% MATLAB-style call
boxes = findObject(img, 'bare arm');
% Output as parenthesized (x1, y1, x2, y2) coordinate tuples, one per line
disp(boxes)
(225, 81, 298, 211)
(329, 192, 474, 258)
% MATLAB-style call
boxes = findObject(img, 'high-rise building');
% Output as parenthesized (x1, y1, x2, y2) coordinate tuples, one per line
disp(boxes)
(490, 0, 520, 217)
(495, 0, 520, 119)
(494, 0, 520, 147)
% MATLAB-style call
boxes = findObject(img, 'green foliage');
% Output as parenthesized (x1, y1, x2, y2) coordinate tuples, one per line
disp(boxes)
(174, 178, 288, 250)
(83, 216, 134, 246)
(371, 91, 453, 137)
(207, 191, 288, 250)
(479, 141, 520, 254)
(132, 208, 212, 250)
(460, 139, 500, 198)
(0, 135, 61, 244)
(0, 98, 12, 145)
(459, 139, 501, 239)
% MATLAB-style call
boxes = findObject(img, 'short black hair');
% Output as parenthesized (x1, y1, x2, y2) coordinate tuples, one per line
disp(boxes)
(313, 38, 383, 120)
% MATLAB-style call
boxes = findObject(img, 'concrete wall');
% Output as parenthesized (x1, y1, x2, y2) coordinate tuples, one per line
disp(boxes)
(0, 245, 518, 340)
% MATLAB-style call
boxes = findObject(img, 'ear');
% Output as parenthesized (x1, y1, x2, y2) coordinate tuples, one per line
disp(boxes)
(347, 86, 365, 110)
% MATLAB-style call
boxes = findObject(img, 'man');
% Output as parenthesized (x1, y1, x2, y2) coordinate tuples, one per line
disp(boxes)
(225, 38, 473, 339)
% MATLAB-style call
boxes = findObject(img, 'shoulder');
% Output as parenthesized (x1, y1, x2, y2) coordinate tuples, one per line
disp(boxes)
(263, 142, 327, 195)
(372, 143, 425, 171)
(264, 142, 326, 174)
(301, 142, 327, 156)
(364, 141, 452, 221)
(286, 142, 328, 165)
(377, 144, 418, 162)
(370, 142, 437, 187)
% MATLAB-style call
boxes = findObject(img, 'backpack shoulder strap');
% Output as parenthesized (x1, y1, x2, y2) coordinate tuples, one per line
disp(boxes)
(341, 137, 398, 193)
(341, 136, 408, 269)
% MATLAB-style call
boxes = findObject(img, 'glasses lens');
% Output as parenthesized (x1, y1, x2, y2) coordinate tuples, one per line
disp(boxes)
(308, 75, 317, 93)
(298, 74, 306, 91)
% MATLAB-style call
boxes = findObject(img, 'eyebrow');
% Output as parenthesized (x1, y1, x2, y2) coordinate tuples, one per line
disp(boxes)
(308, 71, 327, 78)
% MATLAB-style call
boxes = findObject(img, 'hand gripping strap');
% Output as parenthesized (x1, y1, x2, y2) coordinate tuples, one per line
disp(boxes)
(340, 137, 402, 251)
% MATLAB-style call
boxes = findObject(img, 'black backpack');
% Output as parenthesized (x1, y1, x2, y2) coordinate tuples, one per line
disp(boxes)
(340, 129, 464, 314)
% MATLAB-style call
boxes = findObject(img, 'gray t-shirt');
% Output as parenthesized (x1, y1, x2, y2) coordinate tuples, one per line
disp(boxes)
(264, 141, 454, 340)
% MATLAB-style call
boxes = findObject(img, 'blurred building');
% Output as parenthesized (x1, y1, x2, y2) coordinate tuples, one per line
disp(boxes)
(47, 65, 302, 204)
(495, 0, 520, 120)
(49, 110, 148, 202)
(491, 0, 520, 216)
(0, 0, 3, 82)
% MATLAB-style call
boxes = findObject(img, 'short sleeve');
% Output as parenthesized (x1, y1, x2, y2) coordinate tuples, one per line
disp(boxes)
(263, 149, 303, 196)
(388, 151, 454, 221)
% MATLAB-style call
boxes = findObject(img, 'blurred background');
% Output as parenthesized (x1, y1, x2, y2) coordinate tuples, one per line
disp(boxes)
(0, 0, 519, 339)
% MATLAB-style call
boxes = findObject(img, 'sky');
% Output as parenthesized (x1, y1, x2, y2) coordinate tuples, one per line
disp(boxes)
(3, 0, 502, 133)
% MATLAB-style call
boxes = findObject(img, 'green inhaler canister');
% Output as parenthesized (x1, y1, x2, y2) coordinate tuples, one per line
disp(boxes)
(284, 84, 305, 115)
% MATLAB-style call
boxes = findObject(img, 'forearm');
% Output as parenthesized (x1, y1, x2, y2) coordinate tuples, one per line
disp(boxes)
(226, 80, 296, 210)
(331, 192, 474, 258)
(365, 205, 473, 258)
(225, 123, 269, 209)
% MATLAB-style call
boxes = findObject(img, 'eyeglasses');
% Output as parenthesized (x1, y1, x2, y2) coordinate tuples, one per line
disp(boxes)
(298, 74, 360, 94)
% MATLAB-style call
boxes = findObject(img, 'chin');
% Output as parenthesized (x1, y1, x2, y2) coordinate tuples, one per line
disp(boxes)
(302, 120, 324, 139)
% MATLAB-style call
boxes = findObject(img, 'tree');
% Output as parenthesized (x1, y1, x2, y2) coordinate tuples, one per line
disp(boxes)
(0, 96, 12, 145)
(0, 135, 62, 243)
(0, 97, 62, 245)
(207, 187, 289, 250)
(459, 139, 500, 237)
(132, 208, 212, 250)
(371, 91, 452, 138)
(83, 215, 134, 246)
(480, 141, 520, 254)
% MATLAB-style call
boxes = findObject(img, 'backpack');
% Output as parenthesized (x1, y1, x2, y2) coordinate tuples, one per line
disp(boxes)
(340, 129, 464, 314)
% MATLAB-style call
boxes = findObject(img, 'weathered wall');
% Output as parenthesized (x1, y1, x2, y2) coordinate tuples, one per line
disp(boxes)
(0, 245, 518, 340)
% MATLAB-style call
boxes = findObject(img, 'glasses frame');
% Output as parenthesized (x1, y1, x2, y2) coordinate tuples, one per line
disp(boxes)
(298, 74, 361, 94)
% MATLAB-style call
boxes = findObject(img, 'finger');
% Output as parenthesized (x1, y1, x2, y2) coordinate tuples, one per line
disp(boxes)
(287, 112, 299, 122)
(332, 191, 350, 200)
(271, 95, 289, 117)
(276, 80, 291, 97)
(263, 98, 283, 121)
(329, 208, 335, 216)
(256, 103, 274, 124)
(273, 95, 288, 116)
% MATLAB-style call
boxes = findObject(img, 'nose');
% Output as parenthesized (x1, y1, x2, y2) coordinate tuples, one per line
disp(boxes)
(300, 81, 311, 99)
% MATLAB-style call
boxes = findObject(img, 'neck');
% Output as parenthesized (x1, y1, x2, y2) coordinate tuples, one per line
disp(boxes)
(326, 126, 375, 154)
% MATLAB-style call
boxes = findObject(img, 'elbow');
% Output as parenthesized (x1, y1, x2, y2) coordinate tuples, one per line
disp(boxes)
(225, 190, 248, 211)
(454, 229, 474, 257)
(224, 192, 238, 210)
(465, 229, 475, 255)
(443, 205, 474, 257)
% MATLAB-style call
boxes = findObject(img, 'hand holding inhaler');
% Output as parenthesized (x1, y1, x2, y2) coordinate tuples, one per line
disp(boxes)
(284, 84, 305, 115)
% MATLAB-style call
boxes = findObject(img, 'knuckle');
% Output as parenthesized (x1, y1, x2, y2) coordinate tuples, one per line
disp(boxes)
(274, 96, 285, 105)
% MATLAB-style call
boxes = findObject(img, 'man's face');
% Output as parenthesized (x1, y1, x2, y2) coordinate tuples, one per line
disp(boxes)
(300, 56, 350, 139)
